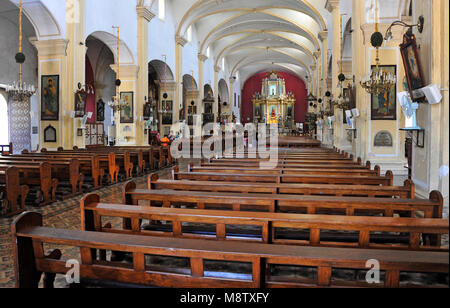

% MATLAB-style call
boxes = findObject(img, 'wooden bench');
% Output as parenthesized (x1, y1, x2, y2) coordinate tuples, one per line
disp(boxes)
(189, 165, 381, 177)
(0, 162, 58, 206)
(124, 181, 444, 219)
(149, 174, 414, 199)
(0, 167, 29, 217)
(12, 212, 449, 288)
(0, 157, 83, 199)
(172, 168, 395, 186)
(82, 194, 449, 252)
(17, 153, 103, 189)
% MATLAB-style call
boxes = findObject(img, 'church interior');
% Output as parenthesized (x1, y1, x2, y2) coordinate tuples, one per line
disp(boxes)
(0, 0, 448, 290)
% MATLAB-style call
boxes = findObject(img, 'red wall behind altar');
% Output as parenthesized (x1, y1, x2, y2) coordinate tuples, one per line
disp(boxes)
(85, 56, 96, 124)
(241, 71, 307, 124)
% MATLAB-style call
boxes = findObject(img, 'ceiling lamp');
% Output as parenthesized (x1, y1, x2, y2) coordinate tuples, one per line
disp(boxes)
(6, 0, 36, 102)
(385, 16, 424, 42)
(360, 0, 396, 95)
(108, 26, 128, 113)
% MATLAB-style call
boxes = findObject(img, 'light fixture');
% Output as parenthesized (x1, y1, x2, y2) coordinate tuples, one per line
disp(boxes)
(360, 0, 396, 95)
(6, 0, 36, 102)
(385, 16, 424, 42)
(107, 26, 129, 113)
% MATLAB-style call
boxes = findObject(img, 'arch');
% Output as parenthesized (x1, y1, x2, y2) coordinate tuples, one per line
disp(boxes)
(218, 79, 229, 104)
(0, 93, 9, 145)
(149, 59, 175, 81)
(182, 74, 198, 91)
(10, 0, 63, 39)
(88, 31, 135, 65)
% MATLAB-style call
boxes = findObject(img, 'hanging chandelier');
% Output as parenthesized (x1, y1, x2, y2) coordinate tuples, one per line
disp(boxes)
(107, 26, 128, 113)
(360, 0, 396, 95)
(6, 0, 36, 102)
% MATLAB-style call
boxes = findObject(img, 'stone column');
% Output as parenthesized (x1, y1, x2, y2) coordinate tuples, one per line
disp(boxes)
(318, 31, 329, 96)
(175, 35, 187, 124)
(30, 38, 70, 151)
(198, 53, 208, 102)
(310, 65, 317, 98)
(314, 51, 322, 97)
(136, 6, 155, 145)
(213, 65, 220, 123)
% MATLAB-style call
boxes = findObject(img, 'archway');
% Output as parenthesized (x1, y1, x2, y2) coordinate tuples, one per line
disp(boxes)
(218, 79, 230, 124)
(182, 74, 198, 123)
(85, 34, 116, 145)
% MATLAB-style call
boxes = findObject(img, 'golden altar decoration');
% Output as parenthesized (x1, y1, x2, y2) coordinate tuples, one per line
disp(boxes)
(252, 72, 296, 129)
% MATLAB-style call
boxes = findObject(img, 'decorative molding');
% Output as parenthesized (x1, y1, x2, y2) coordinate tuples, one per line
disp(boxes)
(136, 6, 156, 22)
(214, 65, 221, 73)
(109, 65, 140, 78)
(198, 53, 208, 62)
(310, 65, 317, 71)
(313, 51, 321, 59)
(325, 0, 340, 13)
(318, 31, 328, 42)
(175, 35, 188, 47)
(29, 38, 69, 57)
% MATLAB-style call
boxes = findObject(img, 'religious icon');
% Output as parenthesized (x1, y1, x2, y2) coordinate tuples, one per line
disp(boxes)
(400, 35, 425, 101)
(120, 92, 134, 123)
(143, 103, 152, 120)
(96, 99, 105, 122)
(371, 65, 397, 121)
(41, 75, 59, 121)
(74, 90, 86, 118)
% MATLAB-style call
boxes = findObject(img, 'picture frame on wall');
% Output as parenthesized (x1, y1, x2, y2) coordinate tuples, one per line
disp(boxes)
(41, 75, 59, 121)
(120, 92, 134, 124)
(74, 90, 86, 118)
(371, 65, 397, 121)
(44, 125, 57, 143)
(400, 34, 425, 101)
(96, 99, 105, 122)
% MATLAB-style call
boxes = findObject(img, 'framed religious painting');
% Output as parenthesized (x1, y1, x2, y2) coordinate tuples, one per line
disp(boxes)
(96, 99, 105, 122)
(120, 92, 134, 124)
(400, 35, 425, 102)
(371, 65, 397, 121)
(41, 75, 59, 121)
(74, 90, 86, 118)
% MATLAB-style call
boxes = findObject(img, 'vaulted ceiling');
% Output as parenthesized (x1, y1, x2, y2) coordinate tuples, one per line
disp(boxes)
(173, 0, 329, 84)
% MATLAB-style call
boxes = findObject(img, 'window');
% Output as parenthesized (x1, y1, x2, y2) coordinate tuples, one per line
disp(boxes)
(0, 94, 9, 145)
(222, 58, 225, 70)
(206, 47, 210, 58)
(158, 0, 165, 20)
(187, 26, 192, 42)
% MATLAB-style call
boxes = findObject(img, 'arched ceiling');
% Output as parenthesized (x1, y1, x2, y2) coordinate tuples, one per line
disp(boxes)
(174, 0, 329, 85)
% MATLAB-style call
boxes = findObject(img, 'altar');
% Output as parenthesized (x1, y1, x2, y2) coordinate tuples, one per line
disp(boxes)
(252, 72, 296, 130)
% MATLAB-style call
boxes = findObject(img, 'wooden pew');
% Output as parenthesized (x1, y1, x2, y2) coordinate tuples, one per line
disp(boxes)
(123, 181, 444, 219)
(12, 212, 449, 288)
(82, 193, 449, 252)
(149, 174, 415, 199)
(0, 167, 29, 217)
(36, 150, 119, 184)
(189, 165, 381, 177)
(0, 157, 83, 198)
(49, 149, 131, 181)
(0, 162, 58, 206)
(172, 168, 395, 186)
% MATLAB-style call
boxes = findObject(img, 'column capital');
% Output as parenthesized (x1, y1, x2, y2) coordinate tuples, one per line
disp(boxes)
(30, 38, 69, 57)
(313, 51, 321, 59)
(175, 35, 188, 47)
(318, 31, 328, 42)
(325, 0, 340, 13)
(214, 66, 221, 73)
(229, 77, 236, 84)
(136, 6, 155, 22)
(198, 53, 208, 62)
(310, 65, 317, 71)
(109, 64, 140, 79)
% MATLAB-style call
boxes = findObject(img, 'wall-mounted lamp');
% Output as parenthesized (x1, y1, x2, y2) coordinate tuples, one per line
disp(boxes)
(385, 16, 424, 42)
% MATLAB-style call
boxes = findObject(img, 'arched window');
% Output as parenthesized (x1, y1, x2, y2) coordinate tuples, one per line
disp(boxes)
(0, 94, 9, 145)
